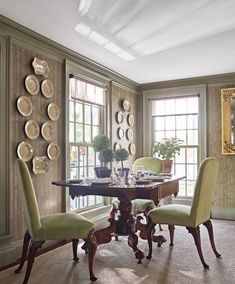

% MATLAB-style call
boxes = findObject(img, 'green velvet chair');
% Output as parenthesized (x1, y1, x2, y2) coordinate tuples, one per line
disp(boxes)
(110, 157, 163, 240)
(146, 157, 221, 269)
(15, 159, 97, 283)
(131, 157, 163, 215)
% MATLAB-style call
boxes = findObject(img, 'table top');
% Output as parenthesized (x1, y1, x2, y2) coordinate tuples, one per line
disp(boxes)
(52, 175, 185, 201)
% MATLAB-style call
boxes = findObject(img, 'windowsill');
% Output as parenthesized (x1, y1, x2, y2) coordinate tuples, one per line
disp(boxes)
(172, 198, 192, 206)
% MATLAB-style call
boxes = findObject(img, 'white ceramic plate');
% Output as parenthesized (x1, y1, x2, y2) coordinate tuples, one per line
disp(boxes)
(25, 75, 40, 95)
(41, 79, 54, 98)
(113, 142, 121, 152)
(117, 127, 125, 139)
(17, 96, 32, 116)
(127, 114, 134, 126)
(47, 142, 60, 160)
(24, 120, 40, 140)
(116, 111, 123, 124)
(41, 122, 54, 141)
(32, 156, 48, 175)
(122, 99, 131, 112)
(126, 128, 133, 140)
(47, 103, 60, 121)
(32, 57, 50, 78)
(129, 143, 136, 155)
(17, 141, 33, 162)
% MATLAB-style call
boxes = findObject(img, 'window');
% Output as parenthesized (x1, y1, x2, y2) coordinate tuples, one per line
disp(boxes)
(143, 85, 207, 199)
(68, 75, 106, 211)
(152, 96, 198, 197)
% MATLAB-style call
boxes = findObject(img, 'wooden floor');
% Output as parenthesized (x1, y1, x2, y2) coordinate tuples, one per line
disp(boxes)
(0, 219, 234, 284)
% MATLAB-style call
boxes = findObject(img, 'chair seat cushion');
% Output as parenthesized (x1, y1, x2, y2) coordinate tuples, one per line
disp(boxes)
(148, 204, 194, 227)
(112, 198, 155, 214)
(34, 213, 94, 241)
(132, 199, 156, 213)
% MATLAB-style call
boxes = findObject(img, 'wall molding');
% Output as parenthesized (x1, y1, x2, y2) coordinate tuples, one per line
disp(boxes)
(0, 15, 138, 92)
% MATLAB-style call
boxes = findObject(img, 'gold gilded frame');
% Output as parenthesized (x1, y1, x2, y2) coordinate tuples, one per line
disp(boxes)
(221, 88, 235, 154)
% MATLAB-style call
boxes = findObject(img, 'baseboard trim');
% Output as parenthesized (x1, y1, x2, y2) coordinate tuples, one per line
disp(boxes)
(211, 207, 235, 220)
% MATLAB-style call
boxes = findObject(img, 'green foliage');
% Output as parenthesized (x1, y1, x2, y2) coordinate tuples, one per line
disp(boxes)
(91, 134, 110, 152)
(153, 137, 184, 160)
(98, 149, 114, 167)
(114, 148, 129, 168)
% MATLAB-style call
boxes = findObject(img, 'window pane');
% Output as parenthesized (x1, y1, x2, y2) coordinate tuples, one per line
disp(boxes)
(76, 124, 83, 143)
(187, 130, 198, 145)
(70, 146, 78, 167)
(88, 147, 95, 165)
(187, 97, 198, 113)
(175, 164, 185, 176)
(152, 100, 165, 115)
(187, 148, 197, 164)
(175, 130, 186, 144)
(175, 98, 186, 114)
(179, 180, 186, 196)
(187, 164, 197, 180)
(69, 78, 76, 99)
(187, 114, 198, 129)
(92, 106, 100, 125)
(165, 99, 175, 115)
(76, 80, 86, 99)
(70, 168, 78, 179)
(176, 115, 186, 129)
(69, 101, 74, 121)
(154, 131, 165, 143)
(69, 123, 74, 142)
(165, 116, 175, 130)
(153, 117, 164, 130)
(175, 148, 186, 163)
(92, 126, 99, 139)
(84, 105, 91, 124)
(88, 196, 95, 206)
(87, 84, 95, 101)
(165, 130, 175, 138)
(75, 103, 83, 123)
(95, 87, 105, 105)
(84, 125, 91, 143)
(186, 180, 195, 197)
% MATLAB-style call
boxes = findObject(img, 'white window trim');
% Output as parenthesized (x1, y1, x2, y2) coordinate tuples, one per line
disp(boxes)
(65, 60, 111, 213)
(143, 84, 207, 164)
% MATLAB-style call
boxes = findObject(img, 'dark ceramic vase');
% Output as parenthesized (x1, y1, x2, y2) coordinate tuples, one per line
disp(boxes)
(94, 167, 112, 178)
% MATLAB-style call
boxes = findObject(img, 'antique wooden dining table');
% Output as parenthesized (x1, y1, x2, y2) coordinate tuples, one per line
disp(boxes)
(52, 175, 185, 263)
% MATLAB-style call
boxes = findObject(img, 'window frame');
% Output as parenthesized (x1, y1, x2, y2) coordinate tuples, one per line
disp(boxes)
(143, 85, 207, 199)
(65, 60, 111, 212)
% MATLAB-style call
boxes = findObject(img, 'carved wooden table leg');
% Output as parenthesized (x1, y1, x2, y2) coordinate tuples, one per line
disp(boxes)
(117, 197, 145, 263)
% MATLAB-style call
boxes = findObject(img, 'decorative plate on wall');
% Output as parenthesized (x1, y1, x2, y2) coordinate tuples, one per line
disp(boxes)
(32, 156, 48, 175)
(113, 142, 121, 152)
(24, 120, 40, 140)
(17, 141, 33, 162)
(122, 99, 131, 112)
(116, 111, 123, 124)
(32, 57, 50, 78)
(25, 75, 40, 95)
(127, 114, 134, 126)
(47, 142, 60, 160)
(17, 96, 32, 117)
(41, 122, 54, 141)
(47, 103, 60, 121)
(117, 127, 125, 140)
(129, 143, 136, 155)
(41, 79, 54, 98)
(126, 128, 133, 141)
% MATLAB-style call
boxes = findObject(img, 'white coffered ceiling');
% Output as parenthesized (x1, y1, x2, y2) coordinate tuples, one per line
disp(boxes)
(1, 0, 235, 83)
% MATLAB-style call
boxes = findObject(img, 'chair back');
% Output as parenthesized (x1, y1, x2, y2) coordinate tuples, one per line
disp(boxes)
(190, 157, 219, 226)
(132, 157, 163, 174)
(17, 159, 41, 238)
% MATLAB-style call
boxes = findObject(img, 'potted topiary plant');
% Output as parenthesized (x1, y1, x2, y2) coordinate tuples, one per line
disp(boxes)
(152, 137, 183, 173)
(114, 148, 130, 178)
(91, 134, 113, 178)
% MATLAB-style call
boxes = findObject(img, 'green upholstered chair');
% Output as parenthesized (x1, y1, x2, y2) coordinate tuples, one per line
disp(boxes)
(131, 157, 163, 215)
(110, 157, 163, 240)
(146, 157, 221, 269)
(15, 159, 97, 283)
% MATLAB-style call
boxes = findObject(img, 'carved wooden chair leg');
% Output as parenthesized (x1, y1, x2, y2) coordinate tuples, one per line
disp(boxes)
(72, 239, 79, 261)
(86, 230, 97, 281)
(168, 225, 175, 247)
(15, 231, 31, 274)
(146, 217, 155, 260)
(187, 226, 209, 269)
(23, 240, 45, 284)
(203, 220, 221, 257)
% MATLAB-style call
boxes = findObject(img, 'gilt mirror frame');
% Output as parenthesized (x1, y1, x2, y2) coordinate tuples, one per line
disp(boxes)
(221, 88, 235, 154)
